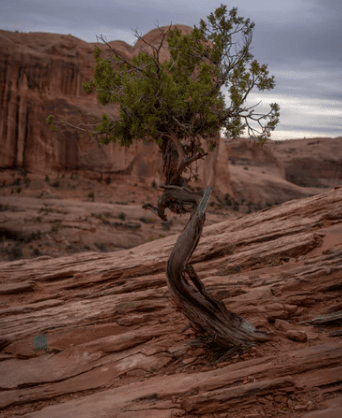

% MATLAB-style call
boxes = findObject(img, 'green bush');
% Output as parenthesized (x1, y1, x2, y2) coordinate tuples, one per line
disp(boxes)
(118, 212, 126, 221)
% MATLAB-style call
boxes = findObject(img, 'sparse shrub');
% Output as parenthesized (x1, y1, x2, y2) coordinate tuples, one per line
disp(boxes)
(224, 194, 232, 206)
(159, 234, 165, 238)
(51, 180, 60, 188)
(45, 175, 50, 182)
(88, 192, 94, 201)
(95, 242, 109, 252)
(162, 220, 173, 231)
(139, 216, 154, 224)
(70, 172, 78, 180)
(118, 212, 126, 221)
(126, 222, 141, 229)
(0, 204, 10, 211)
(16, 187, 22, 193)
(5, 242, 23, 260)
(105, 176, 111, 184)
(50, 223, 60, 233)
(25, 230, 42, 243)
(232, 200, 240, 211)
(13, 178, 21, 186)
(32, 248, 42, 257)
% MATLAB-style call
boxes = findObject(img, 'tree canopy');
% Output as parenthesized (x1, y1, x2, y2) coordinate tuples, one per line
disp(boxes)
(47, 3, 279, 187)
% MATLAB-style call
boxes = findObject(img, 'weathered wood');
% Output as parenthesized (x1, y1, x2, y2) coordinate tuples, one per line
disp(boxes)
(166, 185, 271, 349)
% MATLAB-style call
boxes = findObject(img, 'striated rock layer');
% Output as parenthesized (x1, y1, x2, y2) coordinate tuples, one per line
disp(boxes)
(0, 186, 341, 417)
(0, 27, 232, 196)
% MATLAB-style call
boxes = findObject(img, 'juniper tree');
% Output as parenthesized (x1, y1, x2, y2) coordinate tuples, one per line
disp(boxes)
(47, 4, 278, 353)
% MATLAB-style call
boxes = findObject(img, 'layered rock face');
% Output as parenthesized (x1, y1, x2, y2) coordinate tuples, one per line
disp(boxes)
(269, 137, 342, 188)
(225, 138, 323, 206)
(0, 186, 341, 417)
(0, 27, 231, 195)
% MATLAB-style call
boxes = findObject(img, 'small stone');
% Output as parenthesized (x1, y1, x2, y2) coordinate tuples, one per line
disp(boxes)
(285, 304, 297, 314)
(192, 348, 205, 356)
(171, 411, 186, 417)
(306, 401, 315, 411)
(294, 404, 307, 411)
(286, 330, 308, 342)
(183, 357, 196, 365)
(275, 319, 293, 332)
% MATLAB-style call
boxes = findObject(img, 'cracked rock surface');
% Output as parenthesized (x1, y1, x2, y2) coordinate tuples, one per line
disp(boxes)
(0, 186, 342, 417)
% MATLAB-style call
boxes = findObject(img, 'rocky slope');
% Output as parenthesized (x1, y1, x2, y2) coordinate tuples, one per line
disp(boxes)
(268, 137, 342, 189)
(225, 138, 331, 207)
(0, 185, 341, 417)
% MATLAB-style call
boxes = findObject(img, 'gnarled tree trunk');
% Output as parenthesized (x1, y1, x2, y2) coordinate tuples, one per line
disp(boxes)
(143, 134, 271, 354)
(164, 185, 271, 351)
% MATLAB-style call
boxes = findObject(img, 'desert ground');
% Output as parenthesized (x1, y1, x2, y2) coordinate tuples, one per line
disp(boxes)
(0, 137, 342, 417)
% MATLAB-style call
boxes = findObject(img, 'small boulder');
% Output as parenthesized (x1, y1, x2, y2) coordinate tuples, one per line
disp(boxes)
(275, 319, 293, 332)
(286, 330, 308, 342)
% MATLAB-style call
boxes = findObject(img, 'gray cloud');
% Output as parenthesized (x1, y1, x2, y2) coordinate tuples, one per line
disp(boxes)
(1, 0, 341, 139)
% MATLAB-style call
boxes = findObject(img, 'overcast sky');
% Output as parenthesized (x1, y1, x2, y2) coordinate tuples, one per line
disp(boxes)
(2, 0, 342, 140)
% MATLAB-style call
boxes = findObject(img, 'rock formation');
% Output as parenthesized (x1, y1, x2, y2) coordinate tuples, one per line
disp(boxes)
(269, 137, 342, 188)
(2, 28, 339, 205)
(207, 136, 341, 206)
(0, 185, 341, 417)
(0, 27, 232, 196)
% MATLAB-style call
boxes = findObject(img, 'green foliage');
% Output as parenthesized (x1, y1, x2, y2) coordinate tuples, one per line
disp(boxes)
(162, 220, 173, 231)
(3, 242, 23, 261)
(46, 115, 57, 131)
(118, 212, 126, 220)
(139, 216, 155, 224)
(51, 180, 60, 188)
(50, 222, 60, 233)
(47, 4, 279, 164)
(78, 4, 278, 146)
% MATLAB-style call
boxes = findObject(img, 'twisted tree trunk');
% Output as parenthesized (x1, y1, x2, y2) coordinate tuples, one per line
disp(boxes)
(143, 135, 271, 353)
(165, 185, 271, 351)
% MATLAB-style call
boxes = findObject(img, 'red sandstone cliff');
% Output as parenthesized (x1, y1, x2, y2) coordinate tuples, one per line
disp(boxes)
(0, 26, 233, 196)
(1, 28, 340, 205)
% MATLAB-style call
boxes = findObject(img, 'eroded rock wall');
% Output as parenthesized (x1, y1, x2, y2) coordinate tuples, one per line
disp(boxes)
(0, 27, 231, 194)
